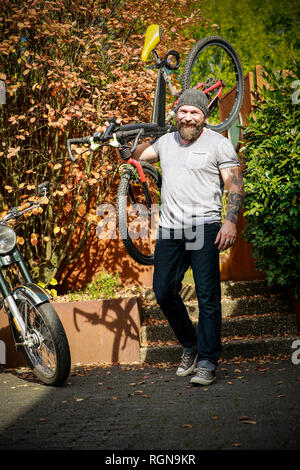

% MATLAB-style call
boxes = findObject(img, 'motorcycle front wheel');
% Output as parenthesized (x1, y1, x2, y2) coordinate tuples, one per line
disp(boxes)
(10, 297, 71, 386)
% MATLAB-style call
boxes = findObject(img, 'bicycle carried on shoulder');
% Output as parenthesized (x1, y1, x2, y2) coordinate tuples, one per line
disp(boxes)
(67, 24, 244, 265)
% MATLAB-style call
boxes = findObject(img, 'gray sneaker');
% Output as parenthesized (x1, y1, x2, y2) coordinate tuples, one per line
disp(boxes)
(190, 366, 216, 385)
(176, 351, 197, 376)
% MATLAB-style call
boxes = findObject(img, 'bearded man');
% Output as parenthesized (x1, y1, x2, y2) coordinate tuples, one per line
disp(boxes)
(131, 88, 245, 385)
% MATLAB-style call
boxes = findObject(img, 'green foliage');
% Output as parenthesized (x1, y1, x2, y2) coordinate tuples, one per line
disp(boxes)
(68, 271, 121, 300)
(188, 0, 300, 76)
(242, 66, 300, 291)
(86, 271, 121, 299)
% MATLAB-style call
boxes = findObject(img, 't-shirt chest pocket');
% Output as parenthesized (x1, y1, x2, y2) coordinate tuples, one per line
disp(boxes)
(186, 151, 208, 170)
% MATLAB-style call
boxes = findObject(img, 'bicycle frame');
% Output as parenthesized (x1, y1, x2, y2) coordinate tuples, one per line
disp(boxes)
(142, 24, 224, 129)
(152, 67, 167, 127)
(67, 24, 225, 179)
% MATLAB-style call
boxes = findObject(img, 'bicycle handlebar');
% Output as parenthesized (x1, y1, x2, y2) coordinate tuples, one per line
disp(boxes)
(67, 137, 91, 162)
(67, 125, 155, 162)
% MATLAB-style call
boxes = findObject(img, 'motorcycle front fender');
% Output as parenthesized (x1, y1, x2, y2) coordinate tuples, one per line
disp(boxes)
(13, 283, 52, 307)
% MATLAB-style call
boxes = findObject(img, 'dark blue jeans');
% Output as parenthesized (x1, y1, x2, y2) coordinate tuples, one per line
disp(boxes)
(153, 223, 222, 370)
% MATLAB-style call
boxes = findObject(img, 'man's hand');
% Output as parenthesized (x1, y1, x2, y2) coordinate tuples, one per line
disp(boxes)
(215, 219, 237, 251)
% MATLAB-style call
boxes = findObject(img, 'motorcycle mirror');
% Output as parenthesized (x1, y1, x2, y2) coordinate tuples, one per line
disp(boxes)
(37, 182, 49, 195)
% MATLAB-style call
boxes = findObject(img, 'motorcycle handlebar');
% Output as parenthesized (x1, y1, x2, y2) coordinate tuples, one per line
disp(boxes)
(1, 184, 49, 223)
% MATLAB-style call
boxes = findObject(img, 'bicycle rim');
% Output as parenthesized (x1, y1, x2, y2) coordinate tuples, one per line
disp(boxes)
(181, 36, 244, 133)
(117, 163, 161, 265)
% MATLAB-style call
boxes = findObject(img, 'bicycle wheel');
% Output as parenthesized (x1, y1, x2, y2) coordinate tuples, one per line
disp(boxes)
(117, 161, 161, 265)
(10, 297, 71, 386)
(181, 36, 244, 133)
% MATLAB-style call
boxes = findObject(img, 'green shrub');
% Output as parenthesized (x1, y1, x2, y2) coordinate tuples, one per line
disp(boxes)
(242, 66, 300, 293)
(66, 271, 120, 300)
(86, 271, 121, 299)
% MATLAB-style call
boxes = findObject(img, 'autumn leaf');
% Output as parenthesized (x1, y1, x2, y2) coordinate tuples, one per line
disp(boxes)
(30, 233, 39, 246)
(40, 196, 49, 205)
(65, 202, 72, 212)
(77, 203, 86, 217)
(7, 147, 20, 159)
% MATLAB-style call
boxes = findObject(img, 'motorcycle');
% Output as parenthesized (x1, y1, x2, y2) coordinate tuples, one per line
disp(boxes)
(0, 183, 71, 385)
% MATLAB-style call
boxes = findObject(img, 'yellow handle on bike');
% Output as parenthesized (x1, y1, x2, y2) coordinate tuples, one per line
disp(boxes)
(141, 24, 162, 62)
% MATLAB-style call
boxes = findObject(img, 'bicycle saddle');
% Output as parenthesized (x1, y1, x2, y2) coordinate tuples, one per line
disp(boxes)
(141, 24, 162, 62)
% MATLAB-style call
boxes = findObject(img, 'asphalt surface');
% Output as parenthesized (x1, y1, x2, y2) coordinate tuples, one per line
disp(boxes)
(0, 358, 299, 458)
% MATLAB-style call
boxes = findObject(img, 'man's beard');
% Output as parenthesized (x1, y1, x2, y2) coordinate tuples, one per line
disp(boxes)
(177, 121, 205, 142)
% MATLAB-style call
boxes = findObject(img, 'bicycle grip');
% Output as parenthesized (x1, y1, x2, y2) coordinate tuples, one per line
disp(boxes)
(102, 118, 117, 140)
(67, 137, 90, 162)
(116, 128, 145, 140)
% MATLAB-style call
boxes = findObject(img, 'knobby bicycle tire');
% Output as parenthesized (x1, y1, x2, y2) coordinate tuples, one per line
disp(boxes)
(117, 161, 161, 265)
(181, 36, 244, 133)
(11, 298, 71, 386)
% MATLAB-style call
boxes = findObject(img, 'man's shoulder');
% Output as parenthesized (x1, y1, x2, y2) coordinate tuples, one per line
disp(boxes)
(204, 128, 227, 142)
(153, 131, 179, 149)
(204, 128, 236, 151)
(159, 131, 178, 142)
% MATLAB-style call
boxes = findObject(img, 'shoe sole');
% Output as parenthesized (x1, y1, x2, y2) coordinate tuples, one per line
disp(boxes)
(190, 375, 216, 385)
(176, 355, 198, 377)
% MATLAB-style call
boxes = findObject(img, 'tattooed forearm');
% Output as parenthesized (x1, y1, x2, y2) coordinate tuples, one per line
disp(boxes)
(223, 167, 244, 191)
(221, 166, 245, 225)
(226, 193, 245, 224)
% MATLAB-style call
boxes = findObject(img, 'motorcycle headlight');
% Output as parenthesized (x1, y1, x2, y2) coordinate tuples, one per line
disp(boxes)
(0, 225, 17, 254)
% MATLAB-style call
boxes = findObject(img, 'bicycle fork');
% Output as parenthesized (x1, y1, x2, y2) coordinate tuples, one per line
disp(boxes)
(121, 158, 153, 207)
(0, 250, 51, 347)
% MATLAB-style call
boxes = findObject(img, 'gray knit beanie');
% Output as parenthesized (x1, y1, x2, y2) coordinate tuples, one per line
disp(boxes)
(176, 88, 209, 117)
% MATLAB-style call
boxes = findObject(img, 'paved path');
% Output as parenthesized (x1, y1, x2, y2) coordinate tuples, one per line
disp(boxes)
(0, 358, 299, 455)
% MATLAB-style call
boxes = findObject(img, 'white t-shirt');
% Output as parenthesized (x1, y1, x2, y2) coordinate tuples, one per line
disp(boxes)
(151, 128, 240, 229)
